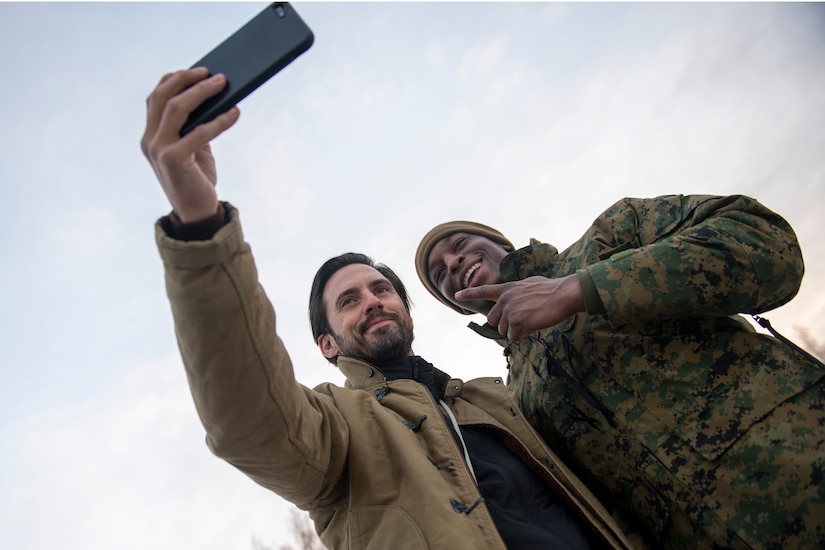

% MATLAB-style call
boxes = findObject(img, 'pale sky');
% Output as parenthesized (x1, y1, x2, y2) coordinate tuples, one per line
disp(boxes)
(1, 2, 823, 549)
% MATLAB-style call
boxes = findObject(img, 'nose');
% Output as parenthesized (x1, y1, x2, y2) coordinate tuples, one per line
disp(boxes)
(364, 291, 384, 312)
(445, 252, 463, 274)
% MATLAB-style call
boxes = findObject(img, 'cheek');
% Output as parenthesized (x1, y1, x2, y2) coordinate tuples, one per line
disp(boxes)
(436, 279, 453, 298)
(327, 313, 352, 337)
(439, 287, 457, 306)
(342, 314, 361, 334)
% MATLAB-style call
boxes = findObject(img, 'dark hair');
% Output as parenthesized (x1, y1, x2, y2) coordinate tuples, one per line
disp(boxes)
(309, 252, 412, 345)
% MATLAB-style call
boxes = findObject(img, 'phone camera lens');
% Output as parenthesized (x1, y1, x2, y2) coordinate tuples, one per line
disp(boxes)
(274, 4, 286, 18)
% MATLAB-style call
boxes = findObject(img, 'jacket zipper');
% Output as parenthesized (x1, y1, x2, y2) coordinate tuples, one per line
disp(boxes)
(439, 399, 478, 484)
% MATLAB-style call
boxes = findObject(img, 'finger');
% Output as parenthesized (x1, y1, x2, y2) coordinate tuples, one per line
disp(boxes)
(486, 301, 502, 327)
(497, 316, 509, 338)
(181, 105, 241, 148)
(454, 284, 503, 303)
(157, 71, 177, 87)
(143, 74, 231, 164)
(510, 311, 539, 341)
(143, 68, 210, 146)
(505, 313, 527, 340)
(509, 327, 527, 341)
(146, 68, 209, 122)
(486, 301, 508, 337)
(507, 320, 528, 341)
(155, 106, 241, 190)
(156, 73, 229, 141)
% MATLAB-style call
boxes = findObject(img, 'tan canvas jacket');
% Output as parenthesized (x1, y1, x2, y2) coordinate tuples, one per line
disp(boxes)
(156, 204, 635, 549)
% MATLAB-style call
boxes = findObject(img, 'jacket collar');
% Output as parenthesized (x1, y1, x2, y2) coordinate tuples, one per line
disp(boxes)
(337, 355, 458, 399)
(500, 238, 559, 282)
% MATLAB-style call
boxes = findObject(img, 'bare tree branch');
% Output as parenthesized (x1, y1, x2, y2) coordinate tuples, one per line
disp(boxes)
(251, 508, 324, 550)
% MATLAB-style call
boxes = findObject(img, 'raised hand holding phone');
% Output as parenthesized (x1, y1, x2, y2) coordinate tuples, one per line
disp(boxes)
(141, 69, 240, 223)
(140, 3, 314, 222)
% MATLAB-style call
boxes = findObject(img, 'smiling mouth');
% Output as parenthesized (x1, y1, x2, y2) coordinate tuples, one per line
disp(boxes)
(368, 318, 392, 330)
(462, 261, 482, 289)
(361, 314, 396, 334)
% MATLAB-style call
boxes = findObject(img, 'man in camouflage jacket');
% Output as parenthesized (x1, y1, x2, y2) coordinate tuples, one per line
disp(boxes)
(415, 194, 825, 549)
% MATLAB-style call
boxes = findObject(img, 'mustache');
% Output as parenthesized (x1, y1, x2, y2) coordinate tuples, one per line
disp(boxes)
(357, 311, 401, 334)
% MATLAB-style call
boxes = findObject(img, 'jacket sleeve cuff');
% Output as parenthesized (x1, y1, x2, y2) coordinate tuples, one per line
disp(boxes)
(576, 268, 606, 315)
(160, 203, 228, 241)
(155, 202, 244, 271)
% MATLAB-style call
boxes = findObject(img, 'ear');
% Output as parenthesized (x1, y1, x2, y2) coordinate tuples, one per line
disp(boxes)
(318, 334, 341, 360)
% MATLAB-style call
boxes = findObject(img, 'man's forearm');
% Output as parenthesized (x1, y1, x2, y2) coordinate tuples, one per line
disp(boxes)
(156, 204, 349, 503)
(585, 195, 804, 324)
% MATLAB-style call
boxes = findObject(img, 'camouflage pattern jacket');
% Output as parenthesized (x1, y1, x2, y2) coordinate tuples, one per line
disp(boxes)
(469, 195, 824, 546)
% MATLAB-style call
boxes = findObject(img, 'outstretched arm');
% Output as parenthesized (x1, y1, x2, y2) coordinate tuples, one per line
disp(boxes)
(156, 206, 350, 507)
(144, 70, 350, 508)
(455, 195, 804, 338)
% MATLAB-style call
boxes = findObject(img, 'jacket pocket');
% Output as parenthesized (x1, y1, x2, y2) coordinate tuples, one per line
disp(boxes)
(629, 462, 669, 540)
(607, 323, 825, 463)
(349, 505, 428, 549)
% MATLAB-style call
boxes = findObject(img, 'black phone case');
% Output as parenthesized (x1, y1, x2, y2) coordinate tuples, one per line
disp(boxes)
(180, 2, 314, 136)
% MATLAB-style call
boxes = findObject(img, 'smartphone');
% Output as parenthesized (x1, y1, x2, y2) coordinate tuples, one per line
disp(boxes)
(180, 2, 314, 136)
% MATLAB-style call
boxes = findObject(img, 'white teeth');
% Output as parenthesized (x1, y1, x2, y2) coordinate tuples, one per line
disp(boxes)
(463, 261, 482, 289)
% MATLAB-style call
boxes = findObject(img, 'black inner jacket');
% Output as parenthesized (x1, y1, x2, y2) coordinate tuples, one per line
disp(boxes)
(375, 355, 591, 550)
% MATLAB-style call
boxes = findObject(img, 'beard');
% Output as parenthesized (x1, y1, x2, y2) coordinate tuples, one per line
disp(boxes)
(331, 310, 414, 362)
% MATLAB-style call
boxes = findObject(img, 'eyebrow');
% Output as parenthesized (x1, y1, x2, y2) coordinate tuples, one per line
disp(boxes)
(334, 278, 391, 306)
